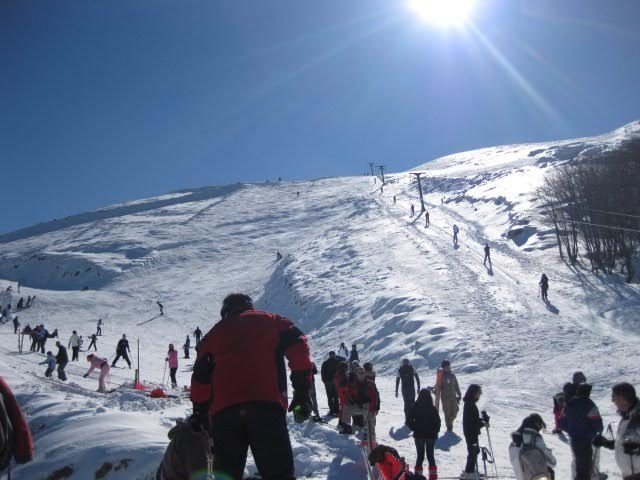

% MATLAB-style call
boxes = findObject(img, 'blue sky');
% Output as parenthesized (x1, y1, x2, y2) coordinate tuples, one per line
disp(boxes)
(1, 0, 639, 233)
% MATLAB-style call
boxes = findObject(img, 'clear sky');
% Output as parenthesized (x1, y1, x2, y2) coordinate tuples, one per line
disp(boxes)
(2, 0, 639, 233)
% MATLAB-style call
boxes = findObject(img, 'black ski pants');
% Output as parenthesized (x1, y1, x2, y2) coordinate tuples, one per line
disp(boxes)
(402, 387, 416, 421)
(88, 339, 97, 351)
(72, 346, 80, 361)
(212, 402, 295, 480)
(57, 361, 68, 381)
(184, 346, 189, 359)
(464, 436, 479, 473)
(570, 438, 593, 480)
(112, 351, 131, 367)
(324, 382, 339, 414)
(169, 367, 177, 386)
(414, 437, 436, 468)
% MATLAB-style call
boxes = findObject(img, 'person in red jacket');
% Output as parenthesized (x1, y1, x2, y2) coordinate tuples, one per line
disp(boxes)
(0, 376, 34, 476)
(190, 293, 313, 480)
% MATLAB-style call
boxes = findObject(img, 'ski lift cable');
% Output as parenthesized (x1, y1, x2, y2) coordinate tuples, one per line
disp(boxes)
(558, 204, 640, 220)
(542, 214, 640, 233)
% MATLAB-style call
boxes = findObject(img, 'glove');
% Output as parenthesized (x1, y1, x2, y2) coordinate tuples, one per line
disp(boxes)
(592, 434, 615, 449)
(288, 390, 312, 423)
(83, 374, 88, 378)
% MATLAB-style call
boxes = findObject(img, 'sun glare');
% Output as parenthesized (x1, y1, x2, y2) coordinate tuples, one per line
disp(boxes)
(408, 0, 476, 27)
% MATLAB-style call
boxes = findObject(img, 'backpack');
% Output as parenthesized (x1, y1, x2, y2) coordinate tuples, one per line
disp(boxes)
(519, 435, 550, 480)
(0, 394, 15, 472)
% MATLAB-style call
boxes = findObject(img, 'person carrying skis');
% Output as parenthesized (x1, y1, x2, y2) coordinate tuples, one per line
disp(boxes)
(183, 335, 191, 359)
(396, 359, 420, 425)
(190, 293, 312, 480)
(54, 341, 68, 381)
(321, 351, 341, 416)
(194, 327, 202, 345)
(483, 243, 491, 265)
(96, 318, 103, 336)
(157, 301, 164, 316)
(508, 413, 556, 480)
(539, 273, 549, 302)
(407, 388, 440, 480)
(349, 344, 359, 366)
(87, 333, 98, 351)
(337, 342, 349, 360)
(111, 334, 132, 368)
(593, 382, 640, 478)
(436, 360, 461, 432)
(461, 384, 486, 479)
(84, 353, 111, 393)
(166, 343, 179, 389)
(558, 383, 603, 480)
(39, 351, 56, 377)
(68, 330, 81, 361)
(452, 225, 459, 244)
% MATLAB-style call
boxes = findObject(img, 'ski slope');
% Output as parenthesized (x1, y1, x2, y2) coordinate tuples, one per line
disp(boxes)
(1, 121, 639, 479)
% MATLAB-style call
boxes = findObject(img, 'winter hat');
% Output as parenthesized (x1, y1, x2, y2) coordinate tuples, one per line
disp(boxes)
(169, 343, 174, 350)
(612, 382, 637, 402)
(441, 359, 451, 368)
(220, 293, 254, 319)
(572, 371, 587, 384)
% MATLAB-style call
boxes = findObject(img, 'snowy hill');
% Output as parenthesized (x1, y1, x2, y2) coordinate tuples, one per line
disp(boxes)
(1, 121, 639, 479)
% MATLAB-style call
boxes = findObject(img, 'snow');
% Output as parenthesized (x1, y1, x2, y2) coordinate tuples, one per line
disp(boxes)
(1, 121, 639, 479)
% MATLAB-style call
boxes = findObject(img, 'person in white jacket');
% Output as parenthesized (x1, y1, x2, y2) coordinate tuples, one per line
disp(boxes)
(509, 413, 556, 480)
(68, 330, 81, 361)
(593, 382, 640, 479)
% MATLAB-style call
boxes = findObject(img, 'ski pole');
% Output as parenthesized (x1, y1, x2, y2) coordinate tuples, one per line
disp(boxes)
(485, 424, 499, 478)
(162, 359, 168, 385)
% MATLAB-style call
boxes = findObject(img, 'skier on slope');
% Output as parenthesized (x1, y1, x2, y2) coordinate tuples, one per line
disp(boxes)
(183, 335, 190, 359)
(396, 359, 421, 425)
(87, 333, 98, 351)
(406, 388, 441, 479)
(425, 211, 430, 227)
(84, 353, 111, 393)
(593, 382, 640, 478)
(483, 243, 491, 266)
(13, 314, 20, 334)
(194, 327, 202, 345)
(111, 334, 132, 368)
(453, 225, 459, 245)
(337, 342, 349, 360)
(96, 318, 103, 336)
(157, 301, 164, 316)
(54, 341, 68, 381)
(539, 273, 549, 302)
(166, 343, 179, 389)
(190, 293, 312, 480)
(558, 382, 603, 480)
(39, 351, 56, 377)
(321, 351, 341, 416)
(508, 413, 556, 480)
(461, 384, 487, 479)
(68, 330, 81, 361)
(435, 360, 462, 432)
(411, 204, 415, 217)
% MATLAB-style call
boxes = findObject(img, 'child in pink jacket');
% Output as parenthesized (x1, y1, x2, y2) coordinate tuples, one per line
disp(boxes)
(166, 344, 179, 389)
(84, 354, 111, 393)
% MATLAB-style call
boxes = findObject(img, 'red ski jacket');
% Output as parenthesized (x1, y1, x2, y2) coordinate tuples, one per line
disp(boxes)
(190, 309, 312, 416)
(0, 376, 34, 465)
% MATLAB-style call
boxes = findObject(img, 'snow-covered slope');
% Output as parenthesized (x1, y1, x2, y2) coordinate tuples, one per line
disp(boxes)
(1, 122, 639, 480)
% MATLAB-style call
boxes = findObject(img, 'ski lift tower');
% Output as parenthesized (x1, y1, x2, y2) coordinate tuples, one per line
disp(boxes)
(409, 172, 426, 212)
(367, 163, 376, 176)
(377, 165, 387, 185)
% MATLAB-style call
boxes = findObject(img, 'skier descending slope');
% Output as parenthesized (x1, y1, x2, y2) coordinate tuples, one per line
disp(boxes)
(190, 293, 313, 480)
(508, 413, 556, 480)
(396, 359, 421, 425)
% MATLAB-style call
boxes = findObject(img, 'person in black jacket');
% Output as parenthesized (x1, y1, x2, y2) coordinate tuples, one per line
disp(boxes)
(396, 359, 421, 424)
(55, 341, 69, 381)
(407, 389, 441, 478)
(461, 384, 485, 478)
(349, 344, 359, 366)
(321, 351, 340, 416)
(112, 334, 132, 368)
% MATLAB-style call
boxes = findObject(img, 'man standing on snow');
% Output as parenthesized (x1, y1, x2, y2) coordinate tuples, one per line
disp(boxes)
(435, 360, 462, 432)
(194, 327, 202, 345)
(349, 344, 360, 367)
(87, 333, 98, 351)
(190, 293, 313, 480)
(55, 341, 68, 381)
(483, 243, 491, 266)
(453, 225, 459, 245)
(68, 330, 81, 361)
(111, 334, 132, 368)
(539, 273, 549, 302)
(396, 359, 421, 424)
(184, 335, 191, 359)
(96, 318, 103, 336)
(321, 351, 341, 416)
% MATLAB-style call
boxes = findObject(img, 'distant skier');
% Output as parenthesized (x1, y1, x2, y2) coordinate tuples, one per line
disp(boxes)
(166, 343, 179, 389)
(539, 273, 549, 301)
(13, 315, 20, 334)
(84, 353, 111, 393)
(349, 344, 359, 366)
(483, 243, 491, 266)
(68, 330, 81, 361)
(337, 342, 349, 360)
(183, 335, 190, 359)
(276, 251, 283, 261)
(435, 360, 461, 432)
(111, 334, 132, 368)
(194, 327, 202, 345)
(296, 191, 300, 197)
(55, 341, 68, 381)
(453, 225, 459, 244)
(96, 318, 103, 336)
(406, 388, 441, 478)
(411, 204, 415, 217)
(425, 211, 430, 227)
(40, 351, 56, 377)
(321, 351, 341, 416)
(461, 384, 486, 479)
(380, 186, 384, 194)
(26, 295, 32, 307)
(87, 333, 98, 351)
(396, 359, 421, 424)
(157, 301, 164, 316)
(17, 281, 21, 293)
(16, 297, 24, 309)
(393, 195, 396, 204)
(508, 413, 556, 480)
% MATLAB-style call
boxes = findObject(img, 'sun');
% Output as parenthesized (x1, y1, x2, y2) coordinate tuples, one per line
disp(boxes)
(408, 0, 476, 27)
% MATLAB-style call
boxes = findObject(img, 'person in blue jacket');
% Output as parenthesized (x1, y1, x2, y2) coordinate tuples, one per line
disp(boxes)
(39, 351, 56, 377)
(558, 383, 603, 480)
